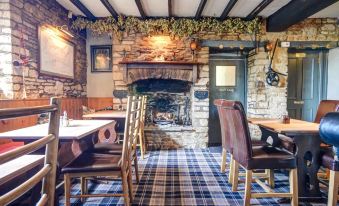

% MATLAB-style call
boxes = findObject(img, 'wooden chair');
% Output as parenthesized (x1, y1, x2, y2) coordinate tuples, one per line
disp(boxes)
(319, 112, 339, 206)
(214, 99, 274, 189)
(61, 96, 142, 206)
(138, 95, 147, 159)
(220, 100, 298, 206)
(0, 98, 61, 206)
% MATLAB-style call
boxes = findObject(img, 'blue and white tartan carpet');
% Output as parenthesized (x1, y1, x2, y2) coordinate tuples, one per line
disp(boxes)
(59, 148, 328, 206)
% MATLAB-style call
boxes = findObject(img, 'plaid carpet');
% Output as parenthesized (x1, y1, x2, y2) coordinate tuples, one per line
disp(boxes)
(59, 148, 328, 206)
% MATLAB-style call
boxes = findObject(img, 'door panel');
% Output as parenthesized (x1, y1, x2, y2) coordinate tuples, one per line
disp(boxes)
(287, 50, 323, 122)
(209, 57, 246, 146)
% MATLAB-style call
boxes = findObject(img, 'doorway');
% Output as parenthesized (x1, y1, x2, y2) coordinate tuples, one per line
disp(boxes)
(208, 53, 247, 146)
(287, 49, 328, 122)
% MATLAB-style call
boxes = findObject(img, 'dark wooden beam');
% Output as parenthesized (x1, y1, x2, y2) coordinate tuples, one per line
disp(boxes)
(135, 0, 146, 18)
(70, 0, 96, 20)
(220, 0, 238, 20)
(100, 0, 118, 20)
(195, 0, 207, 19)
(168, 0, 173, 17)
(246, 0, 273, 20)
(267, 0, 339, 32)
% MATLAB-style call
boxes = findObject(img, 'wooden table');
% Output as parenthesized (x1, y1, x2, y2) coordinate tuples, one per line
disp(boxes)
(0, 120, 114, 167)
(83, 110, 126, 133)
(249, 118, 321, 201)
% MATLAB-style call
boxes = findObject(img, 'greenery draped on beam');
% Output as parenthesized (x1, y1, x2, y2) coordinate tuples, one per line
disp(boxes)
(72, 16, 262, 39)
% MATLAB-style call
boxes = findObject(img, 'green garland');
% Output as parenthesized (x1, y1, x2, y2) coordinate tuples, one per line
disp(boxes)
(72, 16, 261, 39)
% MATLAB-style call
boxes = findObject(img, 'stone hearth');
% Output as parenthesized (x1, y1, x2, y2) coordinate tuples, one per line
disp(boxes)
(123, 61, 209, 149)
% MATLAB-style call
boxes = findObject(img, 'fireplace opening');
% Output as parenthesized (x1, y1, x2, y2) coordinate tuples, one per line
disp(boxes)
(129, 79, 192, 126)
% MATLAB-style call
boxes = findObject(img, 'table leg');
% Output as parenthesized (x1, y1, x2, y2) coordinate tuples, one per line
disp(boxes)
(293, 134, 323, 201)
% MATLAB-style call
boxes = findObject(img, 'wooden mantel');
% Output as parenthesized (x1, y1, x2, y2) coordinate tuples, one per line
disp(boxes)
(119, 60, 204, 84)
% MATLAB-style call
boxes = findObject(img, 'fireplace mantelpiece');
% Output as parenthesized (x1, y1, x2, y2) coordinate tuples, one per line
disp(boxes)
(119, 61, 202, 84)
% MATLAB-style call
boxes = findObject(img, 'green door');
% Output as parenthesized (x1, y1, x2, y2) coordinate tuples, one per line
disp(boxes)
(287, 50, 327, 122)
(208, 55, 246, 146)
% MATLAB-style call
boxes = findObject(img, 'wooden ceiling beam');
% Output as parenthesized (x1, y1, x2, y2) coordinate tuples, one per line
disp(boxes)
(267, 0, 339, 32)
(195, 0, 207, 19)
(70, 0, 96, 20)
(220, 0, 238, 20)
(168, 0, 173, 17)
(246, 0, 273, 20)
(100, 0, 118, 20)
(135, 0, 146, 19)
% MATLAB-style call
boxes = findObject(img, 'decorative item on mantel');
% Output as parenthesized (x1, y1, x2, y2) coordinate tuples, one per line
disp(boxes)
(190, 38, 198, 61)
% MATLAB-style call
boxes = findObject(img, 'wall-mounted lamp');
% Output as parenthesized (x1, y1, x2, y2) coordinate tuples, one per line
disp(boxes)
(58, 25, 74, 38)
(190, 38, 198, 61)
(265, 42, 273, 52)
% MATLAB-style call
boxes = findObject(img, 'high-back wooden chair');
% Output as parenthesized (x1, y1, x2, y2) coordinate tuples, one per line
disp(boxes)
(0, 98, 61, 206)
(61, 95, 142, 206)
(138, 95, 147, 159)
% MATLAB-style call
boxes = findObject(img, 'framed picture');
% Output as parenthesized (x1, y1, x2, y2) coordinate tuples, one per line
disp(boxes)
(91, 45, 112, 72)
(39, 26, 75, 79)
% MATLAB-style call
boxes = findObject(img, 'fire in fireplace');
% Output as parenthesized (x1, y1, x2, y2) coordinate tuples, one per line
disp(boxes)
(129, 79, 192, 126)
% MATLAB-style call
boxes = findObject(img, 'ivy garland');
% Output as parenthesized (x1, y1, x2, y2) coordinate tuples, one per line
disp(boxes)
(72, 16, 261, 39)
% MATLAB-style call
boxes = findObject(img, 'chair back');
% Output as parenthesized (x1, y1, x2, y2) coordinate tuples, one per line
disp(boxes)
(0, 98, 61, 206)
(139, 96, 147, 133)
(319, 112, 339, 148)
(214, 99, 233, 152)
(218, 100, 253, 166)
(121, 96, 142, 170)
(315, 100, 339, 123)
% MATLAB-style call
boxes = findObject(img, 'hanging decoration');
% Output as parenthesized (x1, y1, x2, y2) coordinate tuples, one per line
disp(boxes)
(72, 16, 261, 39)
(265, 39, 287, 86)
(12, 29, 34, 99)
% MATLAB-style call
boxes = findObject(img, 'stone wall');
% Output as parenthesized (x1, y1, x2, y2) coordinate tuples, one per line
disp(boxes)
(109, 18, 338, 148)
(0, 0, 87, 99)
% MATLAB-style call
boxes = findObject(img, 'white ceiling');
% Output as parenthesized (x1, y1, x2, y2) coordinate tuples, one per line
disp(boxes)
(311, 1, 339, 18)
(56, 0, 339, 19)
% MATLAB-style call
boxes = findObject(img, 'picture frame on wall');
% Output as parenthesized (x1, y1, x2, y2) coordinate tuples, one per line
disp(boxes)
(39, 26, 75, 79)
(91, 45, 112, 72)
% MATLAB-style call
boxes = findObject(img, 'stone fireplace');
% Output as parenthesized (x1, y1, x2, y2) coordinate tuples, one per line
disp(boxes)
(120, 60, 209, 149)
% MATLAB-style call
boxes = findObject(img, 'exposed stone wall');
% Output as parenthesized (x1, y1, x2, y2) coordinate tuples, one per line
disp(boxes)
(0, 0, 87, 99)
(112, 34, 210, 148)
(110, 18, 338, 148)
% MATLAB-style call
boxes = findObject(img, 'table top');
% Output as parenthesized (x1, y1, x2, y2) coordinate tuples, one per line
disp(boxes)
(0, 120, 114, 140)
(0, 155, 44, 185)
(83, 110, 126, 119)
(249, 118, 319, 134)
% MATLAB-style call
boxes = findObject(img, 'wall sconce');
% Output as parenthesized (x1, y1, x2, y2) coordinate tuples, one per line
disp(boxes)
(57, 25, 74, 38)
(265, 42, 273, 52)
(190, 38, 198, 61)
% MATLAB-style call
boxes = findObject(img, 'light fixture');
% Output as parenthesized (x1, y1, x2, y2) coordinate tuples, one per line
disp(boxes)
(218, 44, 224, 49)
(58, 25, 74, 38)
(190, 38, 198, 61)
(265, 42, 273, 52)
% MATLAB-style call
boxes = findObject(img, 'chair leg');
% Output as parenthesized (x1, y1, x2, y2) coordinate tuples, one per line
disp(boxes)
(80, 177, 87, 202)
(228, 155, 234, 184)
(289, 169, 298, 206)
(244, 170, 252, 206)
(221, 148, 227, 173)
(121, 170, 131, 206)
(134, 155, 140, 184)
(328, 170, 339, 206)
(64, 174, 71, 206)
(139, 131, 145, 159)
(127, 160, 134, 203)
(232, 160, 239, 192)
(267, 169, 275, 188)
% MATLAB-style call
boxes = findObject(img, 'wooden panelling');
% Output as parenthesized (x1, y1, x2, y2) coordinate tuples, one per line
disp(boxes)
(87, 97, 113, 111)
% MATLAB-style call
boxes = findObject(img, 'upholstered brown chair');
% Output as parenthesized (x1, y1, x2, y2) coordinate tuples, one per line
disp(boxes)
(61, 96, 142, 206)
(221, 100, 298, 206)
(319, 112, 339, 206)
(214, 99, 273, 188)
